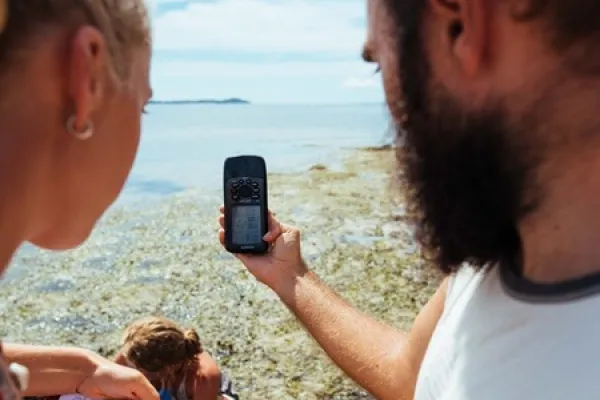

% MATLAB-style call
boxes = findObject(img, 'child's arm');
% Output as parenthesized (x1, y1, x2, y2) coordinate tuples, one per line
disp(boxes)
(192, 353, 222, 400)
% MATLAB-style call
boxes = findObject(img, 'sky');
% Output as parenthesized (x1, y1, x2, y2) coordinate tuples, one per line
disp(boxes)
(147, 0, 384, 104)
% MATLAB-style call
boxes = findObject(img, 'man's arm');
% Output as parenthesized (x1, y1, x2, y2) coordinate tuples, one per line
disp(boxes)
(276, 267, 448, 400)
(3, 343, 99, 396)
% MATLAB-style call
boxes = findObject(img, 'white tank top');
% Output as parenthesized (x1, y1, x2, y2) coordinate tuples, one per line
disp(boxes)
(414, 263, 600, 400)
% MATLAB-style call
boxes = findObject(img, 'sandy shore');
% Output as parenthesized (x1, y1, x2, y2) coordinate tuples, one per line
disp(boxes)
(1, 147, 440, 399)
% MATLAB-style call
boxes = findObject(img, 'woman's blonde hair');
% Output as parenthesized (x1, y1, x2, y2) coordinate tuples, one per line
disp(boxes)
(121, 316, 203, 374)
(0, 0, 150, 83)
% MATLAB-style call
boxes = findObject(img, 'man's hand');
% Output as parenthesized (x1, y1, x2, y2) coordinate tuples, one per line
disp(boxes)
(77, 359, 158, 400)
(218, 206, 306, 292)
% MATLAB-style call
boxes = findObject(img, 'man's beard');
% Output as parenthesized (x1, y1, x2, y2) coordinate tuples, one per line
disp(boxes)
(395, 20, 540, 274)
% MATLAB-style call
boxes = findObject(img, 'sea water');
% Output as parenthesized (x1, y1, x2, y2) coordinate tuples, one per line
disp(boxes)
(121, 103, 391, 205)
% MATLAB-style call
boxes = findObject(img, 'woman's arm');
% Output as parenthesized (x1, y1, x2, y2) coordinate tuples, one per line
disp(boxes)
(3, 343, 97, 396)
(3, 343, 158, 400)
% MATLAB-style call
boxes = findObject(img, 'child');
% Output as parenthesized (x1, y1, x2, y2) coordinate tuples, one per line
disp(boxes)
(114, 317, 239, 400)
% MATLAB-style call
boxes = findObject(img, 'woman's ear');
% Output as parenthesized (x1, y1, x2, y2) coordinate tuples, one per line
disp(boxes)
(68, 25, 108, 133)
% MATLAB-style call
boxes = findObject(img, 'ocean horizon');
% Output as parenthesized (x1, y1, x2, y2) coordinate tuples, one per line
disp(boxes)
(120, 102, 392, 205)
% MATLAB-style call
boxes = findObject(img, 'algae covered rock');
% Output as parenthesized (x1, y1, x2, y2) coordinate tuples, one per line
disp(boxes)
(1, 148, 439, 399)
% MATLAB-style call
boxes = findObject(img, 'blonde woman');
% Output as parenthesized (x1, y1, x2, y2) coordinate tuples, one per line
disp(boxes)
(0, 1, 156, 400)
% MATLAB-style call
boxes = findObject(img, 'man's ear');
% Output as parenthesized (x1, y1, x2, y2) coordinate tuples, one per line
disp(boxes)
(428, 0, 491, 77)
(67, 26, 108, 130)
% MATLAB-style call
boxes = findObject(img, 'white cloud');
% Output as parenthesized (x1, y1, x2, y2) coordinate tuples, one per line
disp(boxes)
(152, 60, 376, 78)
(343, 75, 380, 89)
(150, 0, 367, 55)
(151, 59, 383, 92)
(145, 0, 382, 102)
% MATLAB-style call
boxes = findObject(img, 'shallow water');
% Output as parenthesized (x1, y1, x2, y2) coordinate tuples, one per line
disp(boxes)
(121, 103, 390, 205)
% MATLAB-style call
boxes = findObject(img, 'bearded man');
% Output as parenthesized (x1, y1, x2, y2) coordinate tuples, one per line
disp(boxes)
(218, 1, 600, 398)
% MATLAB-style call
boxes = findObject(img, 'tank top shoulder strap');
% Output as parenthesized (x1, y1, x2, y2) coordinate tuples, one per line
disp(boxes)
(176, 377, 190, 400)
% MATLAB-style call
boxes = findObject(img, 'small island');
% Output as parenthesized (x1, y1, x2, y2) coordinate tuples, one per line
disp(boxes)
(149, 98, 250, 105)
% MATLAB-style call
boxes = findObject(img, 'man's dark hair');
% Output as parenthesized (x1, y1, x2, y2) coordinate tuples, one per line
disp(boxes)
(381, 0, 600, 274)
(522, 1, 600, 44)
(386, 0, 600, 72)
(518, 0, 600, 73)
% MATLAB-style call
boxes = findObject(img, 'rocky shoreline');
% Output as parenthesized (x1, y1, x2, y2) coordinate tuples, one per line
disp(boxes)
(1, 147, 440, 399)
